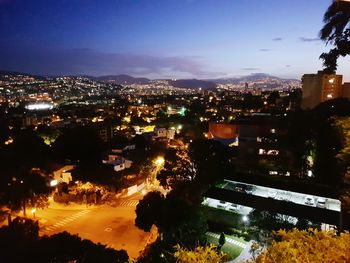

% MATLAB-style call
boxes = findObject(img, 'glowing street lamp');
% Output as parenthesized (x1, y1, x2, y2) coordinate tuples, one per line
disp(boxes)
(242, 215, 249, 223)
(155, 157, 165, 166)
(50, 179, 58, 187)
(31, 208, 36, 219)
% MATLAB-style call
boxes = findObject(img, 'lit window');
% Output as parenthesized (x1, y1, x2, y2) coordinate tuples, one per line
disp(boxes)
(327, 94, 333, 99)
(329, 78, 334, 84)
(270, 128, 276, 133)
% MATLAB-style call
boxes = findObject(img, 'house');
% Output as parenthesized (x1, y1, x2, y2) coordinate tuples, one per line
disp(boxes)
(102, 154, 133, 172)
(52, 165, 75, 184)
(153, 127, 176, 140)
(154, 128, 167, 138)
(111, 144, 136, 154)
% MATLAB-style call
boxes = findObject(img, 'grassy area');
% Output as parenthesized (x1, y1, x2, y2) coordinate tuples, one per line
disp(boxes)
(206, 233, 246, 260)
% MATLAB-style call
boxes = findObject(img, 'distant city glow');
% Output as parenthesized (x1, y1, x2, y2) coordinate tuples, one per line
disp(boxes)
(25, 103, 53, 110)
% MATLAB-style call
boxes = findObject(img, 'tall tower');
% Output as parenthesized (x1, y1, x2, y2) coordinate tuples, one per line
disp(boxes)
(301, 71, 343, 109)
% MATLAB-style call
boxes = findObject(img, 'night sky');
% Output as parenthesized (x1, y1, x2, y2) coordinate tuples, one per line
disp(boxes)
(1, 0, 349, 80)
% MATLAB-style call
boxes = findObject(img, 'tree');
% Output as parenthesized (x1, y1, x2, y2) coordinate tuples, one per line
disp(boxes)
(251, 228, 350, 263)
(135, 192, 208, 248)
(173, 244, 226, 263)
(135, 191, 164, 232)
(0, 218, 128, 263)
(189, 139, 234, 187)
(0, 130, 53, 215)
(320, 0, 350, 72)
(52, 126, 103, 164)
(218, 232, 226, 251)
(156, 147, 194, 189)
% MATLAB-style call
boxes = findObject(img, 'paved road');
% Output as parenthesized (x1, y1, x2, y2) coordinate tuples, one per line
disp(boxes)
(118, 200, 140, 207)
(35, 202, 151, 259)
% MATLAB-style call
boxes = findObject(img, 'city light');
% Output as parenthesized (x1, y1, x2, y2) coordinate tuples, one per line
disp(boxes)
(25, 103, 53, 110)
(50, 180, 58, 187)
(31, 208, 36, 218)
(154, 157, 165, 166)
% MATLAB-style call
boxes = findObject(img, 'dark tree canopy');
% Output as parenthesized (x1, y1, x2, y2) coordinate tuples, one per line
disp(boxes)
(0, 130, 53, 214)
(52, 126, 103, 164)
(135, 191, 164, 232)
(135, 191, 208, 248)
(320, 0, 350, 72)
(0, 218, 128, 263)
(189, 139, 234, 186)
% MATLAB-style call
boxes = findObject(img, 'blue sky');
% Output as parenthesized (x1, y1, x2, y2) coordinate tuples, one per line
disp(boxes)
(1, 0, 349, 80)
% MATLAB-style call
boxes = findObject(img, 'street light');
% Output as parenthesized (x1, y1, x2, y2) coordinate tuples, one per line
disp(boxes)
(31, 208, 36, 219)
(242, 215, 249, 223)
(155, 157, 165, 166)
(50, 179, 58, 187)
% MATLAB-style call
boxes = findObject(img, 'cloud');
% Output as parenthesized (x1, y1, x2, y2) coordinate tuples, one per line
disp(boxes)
(0, 46, 223, 78)
(242, 67, 260, 71)
(286, 65, 291, 68)
(299, 37, 321, 42)
(259, 48, 272, 52)
(272, 37, 282, 41)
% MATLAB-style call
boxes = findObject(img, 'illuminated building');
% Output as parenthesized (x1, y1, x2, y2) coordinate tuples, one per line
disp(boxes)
(301, 71, 343, 109)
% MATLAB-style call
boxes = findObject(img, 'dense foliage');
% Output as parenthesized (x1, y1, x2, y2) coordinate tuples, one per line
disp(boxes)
(320, 1, 350, 72)
(252, 228, 350, 263)
(0, 217, 128, 263)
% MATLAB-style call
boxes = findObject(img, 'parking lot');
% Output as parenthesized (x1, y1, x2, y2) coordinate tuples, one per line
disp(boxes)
(203, 197, 253, 215)
(221, 180, 341, 212)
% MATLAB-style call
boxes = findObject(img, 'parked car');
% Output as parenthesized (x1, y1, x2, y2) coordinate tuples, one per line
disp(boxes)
(304, 196, 315, 206)
(217, 200, 227, 209)
(228, 203, 240, 212)
(316, 198, 327, 208)
(268, 190, 277, 198)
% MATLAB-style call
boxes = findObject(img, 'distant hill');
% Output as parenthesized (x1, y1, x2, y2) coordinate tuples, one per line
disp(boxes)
(93, 74, 150, 84)
(210, 73, 299, 84)
(0, 71, 300, 89)
(0, 70, 34, 76)
(170, 79, 217, 90)
(0, 70, 46, 80)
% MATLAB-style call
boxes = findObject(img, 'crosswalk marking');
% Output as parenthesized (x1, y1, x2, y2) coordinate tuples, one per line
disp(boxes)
(207, 232, 247, 249)
(118, 200, 139, 207)
(41, 209, 91, 234)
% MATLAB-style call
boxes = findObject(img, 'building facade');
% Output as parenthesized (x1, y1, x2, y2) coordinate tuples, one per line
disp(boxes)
(301, 71, 343, 109)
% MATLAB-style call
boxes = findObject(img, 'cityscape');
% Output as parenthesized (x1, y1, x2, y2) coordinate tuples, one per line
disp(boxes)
(1, 0, 350, 262)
